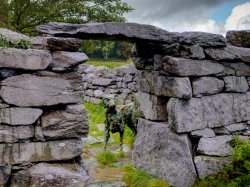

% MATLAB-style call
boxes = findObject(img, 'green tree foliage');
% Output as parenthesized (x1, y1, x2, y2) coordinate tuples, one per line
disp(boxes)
(80, 40, 133, 60)
(0, 0, 133, 34)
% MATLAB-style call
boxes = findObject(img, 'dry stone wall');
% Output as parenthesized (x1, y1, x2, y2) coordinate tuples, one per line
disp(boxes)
(132, 30, 250, 187)
(77, 63, 138, 104)
(0, 29, 89, 186)
(1, 22, 250, 187)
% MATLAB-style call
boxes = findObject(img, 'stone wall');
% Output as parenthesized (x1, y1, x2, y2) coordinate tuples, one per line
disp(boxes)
(0, 29, 89, 186)
(77, 63, 138, 104)
(132, 30, 250, 187)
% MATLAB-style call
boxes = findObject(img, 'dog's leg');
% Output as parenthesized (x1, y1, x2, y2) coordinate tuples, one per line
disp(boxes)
(119, 130, 124, 151)
(104, 121, 110, 150)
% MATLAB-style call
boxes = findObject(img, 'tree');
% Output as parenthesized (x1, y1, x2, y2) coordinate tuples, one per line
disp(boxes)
(0, 0, 133, 34)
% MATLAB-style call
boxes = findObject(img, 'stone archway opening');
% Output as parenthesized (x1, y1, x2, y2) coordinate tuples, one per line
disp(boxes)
(0, 23, 249, 187)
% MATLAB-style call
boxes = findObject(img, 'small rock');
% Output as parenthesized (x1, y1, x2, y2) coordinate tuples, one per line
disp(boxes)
(192, 77, 224, 97)
(92, 78, 116, 86)
(224, 76, 249, 93)
(0, 166, 11, 186)
(225, 123, 247, 132)
(191, 128, 215, 138)
(195, 156, 231, 179)
(197, 135, 233, 157)
(0, 69, 16, 80)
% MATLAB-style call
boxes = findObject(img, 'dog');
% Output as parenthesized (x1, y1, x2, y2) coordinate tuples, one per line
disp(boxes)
(103, 95, 138, 151)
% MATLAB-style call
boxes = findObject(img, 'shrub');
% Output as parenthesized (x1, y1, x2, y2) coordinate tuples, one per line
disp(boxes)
(193, 136, 250, 187)
(0, 34, 31, 49)
(123, 165, 168, 187)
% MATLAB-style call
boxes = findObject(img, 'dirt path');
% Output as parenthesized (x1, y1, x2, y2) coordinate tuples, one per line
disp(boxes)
(83, 140, 132, 187)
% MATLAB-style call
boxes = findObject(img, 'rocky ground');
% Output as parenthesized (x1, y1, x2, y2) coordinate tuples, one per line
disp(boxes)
(82, 124, 132, 187)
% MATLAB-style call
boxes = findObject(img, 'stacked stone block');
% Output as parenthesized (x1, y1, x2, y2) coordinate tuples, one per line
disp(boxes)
(0, 29, 89, 186)
(78, 63, 138, 104)
(132, 30, 250, 187)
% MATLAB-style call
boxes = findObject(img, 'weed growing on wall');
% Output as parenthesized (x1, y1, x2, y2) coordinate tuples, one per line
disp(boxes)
(193, 136, 250, 187)
(0, 34, 31, 49)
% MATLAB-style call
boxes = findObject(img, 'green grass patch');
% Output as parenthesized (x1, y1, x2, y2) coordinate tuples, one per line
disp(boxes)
(194, 136, 250, 187)
(96, 150, 118, 167)
(123, 165, 169, 187)
(83, 102, 135, 148)
(0, 34, 31, 49)
(85, 59, 131, 69)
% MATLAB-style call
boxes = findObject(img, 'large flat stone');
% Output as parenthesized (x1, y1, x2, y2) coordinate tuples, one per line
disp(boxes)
(11, 163, 89, 187)
(0, 166, 11, 186)
(37, 22, 226, 47)
(139, 71, 192, 99)
(0, 74, 80, 107)
(197, 135, 233, 157)
(138, 92, 168, 121)
(192, 77, 224, 97)
(164, 57, 225, 76)
(132, 118, 197, 187)
(194, 156, 231, 179)
(51, 51, 88, 71)
(224, 76, 249, 93)
(0, 125, 34, 143)
(47, 37, 83, 51)
(167, 93, 250, 132)
(37, 22, 177, 44)
(41, 104, 89, 139)
(226, 30, 250, 48)
(0, 107, 43, 125)
(0, 139, 82, 166)
(0, 48, 51, 70)
(167, 98, 206, 132)
(221, 62, 250, 76)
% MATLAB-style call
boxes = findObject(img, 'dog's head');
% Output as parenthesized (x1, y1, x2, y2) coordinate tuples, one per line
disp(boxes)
(103, 95, 116, 112)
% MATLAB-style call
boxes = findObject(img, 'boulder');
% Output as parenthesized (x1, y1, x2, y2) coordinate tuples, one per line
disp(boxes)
(221, 62, 250, 76)
(51, 51, 88, 71)
(205, 46, 250, 63)
(0, 48, 51, 70)
(0, 139, 82, 166)
(197, 135, 233, 157)
(226, 30, 250, 48)
(162, 44, 205, 59)
(224, 76, 249, 93)
(38, 22, 226, 47)
(177, 31, 226, 47)
(0, 125, 34, 143)
(0, 28, 30, 43)
(164, 57, 225, 76)
(41, 104, 89, 139)
(11, 163, 89, 187)
(47, 37, 83, 51)
(139, 71, 192, 99)
(0, 74, 80, 107)
(191, 128, 215, 138)
(167, 98, 206, 132)
(194, 156, 231, 179)
(192, 77, 224, 97)
(139, 92, 168, 121)
(0, 107, 43, 125)
(132, 118, 197, 187)
(0, 166, 11, 186)
(167, 93, 250, 132)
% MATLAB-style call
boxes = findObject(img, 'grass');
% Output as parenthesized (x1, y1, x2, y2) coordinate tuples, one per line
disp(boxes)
(123, 165, 169, 187)
(193, 136, 250, 187)
(83, 102, 136, 148)
(96, 150, 126, 167)
(85, 59, 131, 69)
(0, 34, 31, 49)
